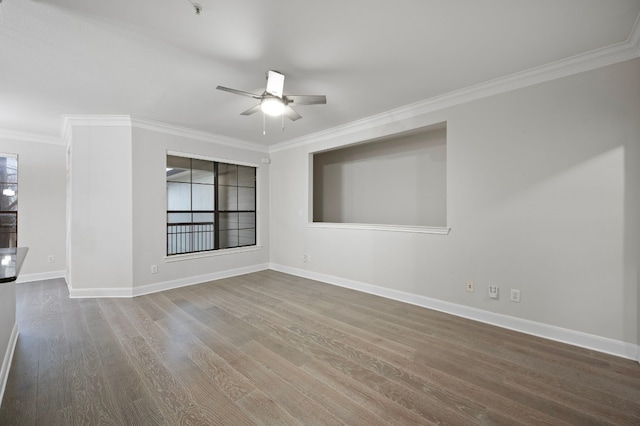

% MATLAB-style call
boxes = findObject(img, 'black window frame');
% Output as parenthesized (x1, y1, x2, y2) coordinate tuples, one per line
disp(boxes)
(0, 154, 18, 249)
(166, 153, 257, 256)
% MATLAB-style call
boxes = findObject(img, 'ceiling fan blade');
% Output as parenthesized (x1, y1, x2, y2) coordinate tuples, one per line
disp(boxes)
(285, 95, 327, 105)
(266, 70, 285, 98)
(216, 86, 261, 99)
(284, 105, 302, 121)
(240, 104, 261, 116)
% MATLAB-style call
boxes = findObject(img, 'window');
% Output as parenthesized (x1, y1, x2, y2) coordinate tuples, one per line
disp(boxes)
(0, 154, 18, 248)
(166, 154, 256, 255)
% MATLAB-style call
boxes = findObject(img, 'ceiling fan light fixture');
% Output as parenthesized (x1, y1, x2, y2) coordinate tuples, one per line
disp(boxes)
(261, 97, 285, 116)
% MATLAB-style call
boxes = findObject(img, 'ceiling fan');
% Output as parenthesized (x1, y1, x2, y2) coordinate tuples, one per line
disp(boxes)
(216, 70, 326, 123)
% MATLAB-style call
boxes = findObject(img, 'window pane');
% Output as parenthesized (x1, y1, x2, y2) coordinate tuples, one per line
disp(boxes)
(192, 159, 214, 184)
(219, 229, 239, 249)
(237, 165, 255, 187)
(193, 212, 214, 223)
(219, 186, 238, 211)
(218, 163, 238, 186)
(167, 212, 192, 224)
(192, 183, 214, 210)
(167, 224, 191, 255)
(0, 157, 17, 183)
(238, 212, 255, 229)
(0, 213, 16, 229)
(239, 228, 256, 246)
(167, 182, 191, 210)
(219, 212, 238, 231)
(166, 155, 256, 255)
(0, 213, 17, 248)
(238, 187, 255, 210)
(0, 156, 17, 248)
(167, 156, 191, 182)
(0, 232, 17, 249)
(0, 184, 17, 211)
(191, 223, 214, 251)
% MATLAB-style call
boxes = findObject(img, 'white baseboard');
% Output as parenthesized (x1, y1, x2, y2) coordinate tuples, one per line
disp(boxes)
(68, 285, 134, 298)
(0, 323, 19, 407)
(270, 263, 640, 362)
(31, 262, 639, 362)
(16, 270, 65, 283)
(132, 263, 270, 297)
(67, 263, 270, 298)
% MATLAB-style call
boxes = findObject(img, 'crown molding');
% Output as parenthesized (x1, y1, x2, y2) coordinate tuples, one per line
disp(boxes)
(61, 115, 268, 153)
(270, 14, 640, 154)
(61, 115, 133, 143)
(0, 128, 64, 146)
(10, 11, 640, 155)
(130, 116, 268, 153)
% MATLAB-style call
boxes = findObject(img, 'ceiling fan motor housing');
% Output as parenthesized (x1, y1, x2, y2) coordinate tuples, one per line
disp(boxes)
(215, 70, 326, 124)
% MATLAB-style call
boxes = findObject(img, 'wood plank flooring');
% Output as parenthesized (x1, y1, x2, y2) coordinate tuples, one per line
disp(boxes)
(1, 270, 639, 425)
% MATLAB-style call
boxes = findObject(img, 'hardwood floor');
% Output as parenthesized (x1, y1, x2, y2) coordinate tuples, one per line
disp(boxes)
(1, 270, 639, 425)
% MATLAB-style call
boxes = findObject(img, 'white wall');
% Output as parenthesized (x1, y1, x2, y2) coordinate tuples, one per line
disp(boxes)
(63, 119, 270, 296)
(66, 124, 134, 292)
(131, 126, 270, 292)
(270, 58, 640, 351)
(0, 136, 66, 280)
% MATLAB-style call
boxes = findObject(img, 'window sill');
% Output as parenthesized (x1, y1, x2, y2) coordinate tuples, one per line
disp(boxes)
(308, 222, 450, 235)
(164, 245, 262, 263)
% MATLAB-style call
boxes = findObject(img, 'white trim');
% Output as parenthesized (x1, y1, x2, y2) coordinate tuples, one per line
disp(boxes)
(67, 263, 270, 298)
(0, 323, 19, 407)
(6, 13, 640, 155)
(16, 270, 65, 283)
(167, 150, 260, 168)
(308, 223, 450, 235)
(132, 263, 269, 297)
(61, 115, 268, 153)
(68, 284, 133, 299)
(0, 128, 64, 146)
(61, 115, 133, 143)
(269, 29, 640, 154)
(62, 115, 133, 128)
(269, 264, 640, 362)
(133, 117, 267, 153)
(164, 245, 263, 263)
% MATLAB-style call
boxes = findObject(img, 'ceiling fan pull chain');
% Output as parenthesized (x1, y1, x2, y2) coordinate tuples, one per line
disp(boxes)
(282, 114, 285, 131)
(263, 111, 266, 135)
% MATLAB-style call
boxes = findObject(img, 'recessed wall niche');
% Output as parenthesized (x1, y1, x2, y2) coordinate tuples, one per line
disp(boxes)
(312, 122, 447, 228)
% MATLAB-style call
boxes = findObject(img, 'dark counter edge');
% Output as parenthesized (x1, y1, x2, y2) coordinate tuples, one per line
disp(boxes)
(0, 247, 29, 283)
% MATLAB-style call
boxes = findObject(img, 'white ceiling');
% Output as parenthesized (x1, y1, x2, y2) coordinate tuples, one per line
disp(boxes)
(1, 0, 639, 146)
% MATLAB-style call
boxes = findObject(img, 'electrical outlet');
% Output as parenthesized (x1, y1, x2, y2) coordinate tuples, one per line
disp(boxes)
(48, 255, 55, 263)
(151, 265, 158, 274)
(466, 281, 474, 292)
(489, 285, 499, 299)
(510, 289, 521, 303)
(302, 254, 308, 263)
